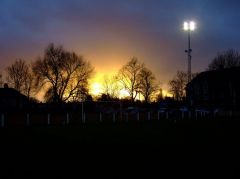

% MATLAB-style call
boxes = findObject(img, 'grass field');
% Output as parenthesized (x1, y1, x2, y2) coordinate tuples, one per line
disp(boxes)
(1, 119, 240, 178)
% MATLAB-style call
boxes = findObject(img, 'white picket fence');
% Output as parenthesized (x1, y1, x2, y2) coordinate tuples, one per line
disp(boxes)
(0, 111, 172, 128)
(2, 108, 234, 128)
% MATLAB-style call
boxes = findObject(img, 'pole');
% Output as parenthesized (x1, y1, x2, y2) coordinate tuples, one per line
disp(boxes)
(99, 112, 102, 122)
(66, 113, 70, 125)
(26, 113, 30, 127)
(188, 30, 192, 83)
(82, 101, 84, 123)
(120, 101, 122, 121)
(113, 113, 116, 123)
(47, 113, 50, 126)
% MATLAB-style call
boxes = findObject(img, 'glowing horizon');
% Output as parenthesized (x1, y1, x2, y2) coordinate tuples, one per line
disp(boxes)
(89, 72, 173, 100)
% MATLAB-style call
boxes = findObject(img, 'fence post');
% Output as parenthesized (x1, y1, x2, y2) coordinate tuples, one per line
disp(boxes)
(148, 112, 151, 121)
(181, 111, 184, 119)
(195, 111, 198, 120)
(113, 113, 116, 123)
(166, 112, 168, 119)
(26, 113, 30, 127)
(99, 112, 102, 122)
(158, 111, 160, 121)
(120, 101, 123, 121)
(1, 114, 4, 128)
(126, 113, 128, 122)
(66, 113, 70, 125)
(188, 111, 191, 119)
(214, 110, 217, 118)
(47, 113, 51, 126)
(137, 112, 140, 121)
(82, 113, 86, 124)
(81, 101, 84, 124)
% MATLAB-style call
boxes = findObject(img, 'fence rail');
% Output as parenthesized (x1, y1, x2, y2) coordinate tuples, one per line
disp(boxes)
(0, 109, 239, 128)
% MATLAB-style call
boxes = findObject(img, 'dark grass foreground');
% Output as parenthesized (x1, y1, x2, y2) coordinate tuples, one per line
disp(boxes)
(1, 119, 240, 178)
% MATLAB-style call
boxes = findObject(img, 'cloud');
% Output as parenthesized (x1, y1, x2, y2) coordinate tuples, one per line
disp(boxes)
(1, 0, 240, 86)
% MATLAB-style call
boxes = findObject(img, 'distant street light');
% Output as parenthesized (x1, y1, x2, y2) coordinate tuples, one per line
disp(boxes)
(183, 21, 196, 83)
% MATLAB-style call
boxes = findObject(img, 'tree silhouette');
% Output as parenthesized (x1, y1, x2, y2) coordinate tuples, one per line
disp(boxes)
(118, 57, 143, 103)
(138, 67, 157, 103)
(169, 71, 197, 101)
(208, 49, 240, 70)
(102, 74, 119, 99)
(32, 43, 94, 103)
(6, 59, 33, 98)
(169, 71, 187, 101)
(97, 93, 112, 101)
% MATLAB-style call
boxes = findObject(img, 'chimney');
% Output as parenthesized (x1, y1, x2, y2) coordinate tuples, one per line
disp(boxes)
(3, 83, 8, 89)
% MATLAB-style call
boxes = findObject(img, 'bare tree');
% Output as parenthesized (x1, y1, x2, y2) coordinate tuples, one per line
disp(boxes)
(6, 59, 33, 98)
(32, 43, 94, 103)
(169, 71, 188, 101)
(208, 49, 240, 70)
(138, 67, 157, 103)
(32, 44, 65, 103)
(118, 57, 143, 103)
(23, 65, 34, 98)
(102, 74, 120, 99)
(169, 71, 197, 101)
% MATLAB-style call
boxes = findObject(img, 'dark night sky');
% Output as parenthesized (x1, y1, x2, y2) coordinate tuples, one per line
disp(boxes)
(1, 0, 240, 91)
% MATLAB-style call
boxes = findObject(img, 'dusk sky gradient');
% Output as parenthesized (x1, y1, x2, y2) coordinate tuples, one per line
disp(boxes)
(1, 0, 240, 91)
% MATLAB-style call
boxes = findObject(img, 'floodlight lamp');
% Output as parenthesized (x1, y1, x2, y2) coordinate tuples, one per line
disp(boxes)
(189, 21, 195, 31)
(183, 21, 196, 31)
(183, 22, 189, 31)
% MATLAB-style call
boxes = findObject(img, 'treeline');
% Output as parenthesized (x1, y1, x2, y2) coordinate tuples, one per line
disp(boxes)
(0, 43, 163, 103)
(1, 44, 239, 104)
(1, 44, 94, 103)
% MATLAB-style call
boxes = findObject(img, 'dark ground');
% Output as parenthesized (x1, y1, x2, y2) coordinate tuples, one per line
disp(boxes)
(0, 119, 240, 178)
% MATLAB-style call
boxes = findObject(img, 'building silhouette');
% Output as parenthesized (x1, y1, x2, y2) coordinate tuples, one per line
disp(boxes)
(186, 67, 240, 109)
(0, 84, 30, 109)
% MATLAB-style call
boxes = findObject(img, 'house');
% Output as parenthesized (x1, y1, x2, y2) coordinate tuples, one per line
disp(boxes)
(186, 67, 240, 109)
(0, 84, 30, 109)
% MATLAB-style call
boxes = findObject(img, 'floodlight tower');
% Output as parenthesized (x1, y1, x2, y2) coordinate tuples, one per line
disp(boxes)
(183, 21, 196, 83)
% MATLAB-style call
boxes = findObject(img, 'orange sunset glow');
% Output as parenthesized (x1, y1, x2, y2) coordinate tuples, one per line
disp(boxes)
(90, 81, 131, 99)
(89, 71, 173, 99)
